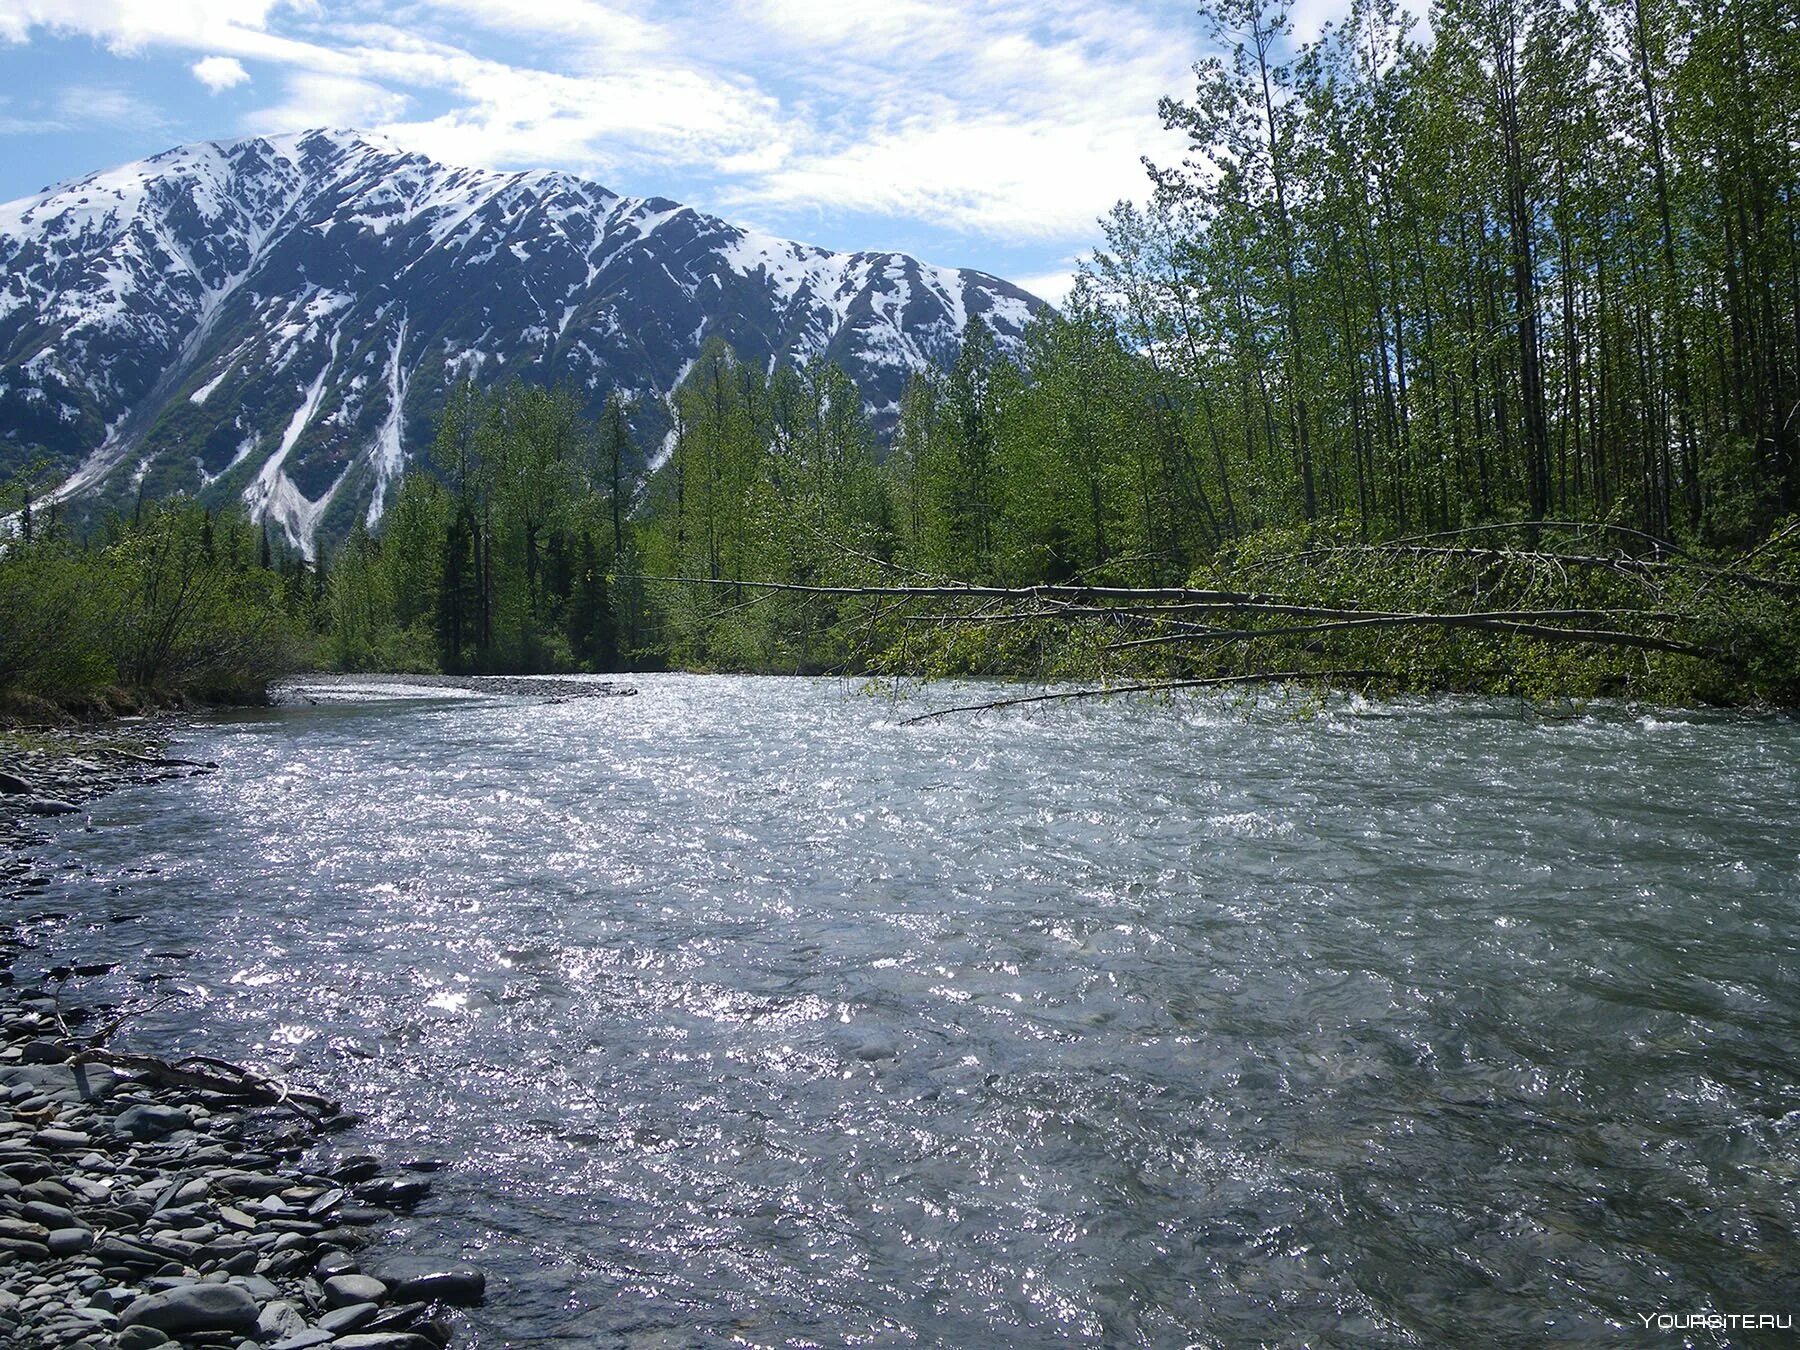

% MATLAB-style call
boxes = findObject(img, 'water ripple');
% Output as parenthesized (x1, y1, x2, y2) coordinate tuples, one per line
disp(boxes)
(16, 676, 1800, 1346)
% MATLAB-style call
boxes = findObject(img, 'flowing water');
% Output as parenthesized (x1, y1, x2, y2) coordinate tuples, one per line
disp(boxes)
(12, 676, 1800, 1347)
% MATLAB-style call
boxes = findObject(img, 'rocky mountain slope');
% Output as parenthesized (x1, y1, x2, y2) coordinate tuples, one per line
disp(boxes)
(0, 129, 1040, 555)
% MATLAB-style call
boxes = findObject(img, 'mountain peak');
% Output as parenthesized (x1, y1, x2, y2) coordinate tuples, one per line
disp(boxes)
(0, 134, 1041, 557)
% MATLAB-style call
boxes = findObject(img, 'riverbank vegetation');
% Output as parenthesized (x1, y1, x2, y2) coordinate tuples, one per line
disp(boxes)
(307, 0, 1798, 704)
(3, 0, 1796, 712)
(0, 488, 307, 720)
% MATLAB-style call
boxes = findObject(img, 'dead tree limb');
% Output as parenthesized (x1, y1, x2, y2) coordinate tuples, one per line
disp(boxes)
(900, 670, 1386, 724)
(1107, 612, 1710, 657)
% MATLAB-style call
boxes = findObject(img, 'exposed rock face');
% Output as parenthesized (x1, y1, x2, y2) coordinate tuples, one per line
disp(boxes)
(0, 129, 1043, 555)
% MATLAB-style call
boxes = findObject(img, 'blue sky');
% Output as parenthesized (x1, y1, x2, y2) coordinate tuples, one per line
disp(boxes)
(0, 0, 1317, 303)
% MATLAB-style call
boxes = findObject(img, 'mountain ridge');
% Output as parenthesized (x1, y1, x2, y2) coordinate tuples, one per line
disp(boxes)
(0, 129, 1041, 555)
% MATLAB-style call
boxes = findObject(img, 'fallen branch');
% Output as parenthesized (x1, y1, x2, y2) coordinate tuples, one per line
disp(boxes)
(68, 1045, 341, 1126)
(1107, 611, 1711, 658)
(900, 670, 1385, 724)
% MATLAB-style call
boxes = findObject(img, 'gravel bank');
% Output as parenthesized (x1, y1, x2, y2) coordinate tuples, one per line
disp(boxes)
(1, 729, 486, 1350)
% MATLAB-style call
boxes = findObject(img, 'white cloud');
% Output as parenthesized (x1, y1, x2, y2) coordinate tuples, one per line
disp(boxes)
(0, 0, 1233, 257)
(191, 54, 249, 92)
(1015, 268, 1080, 307)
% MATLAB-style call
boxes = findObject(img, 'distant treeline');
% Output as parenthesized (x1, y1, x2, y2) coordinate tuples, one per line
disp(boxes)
(3, 0, 1796, 712)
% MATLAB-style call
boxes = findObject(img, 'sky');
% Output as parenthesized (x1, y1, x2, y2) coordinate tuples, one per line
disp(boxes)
(0, 1, 1343, 303)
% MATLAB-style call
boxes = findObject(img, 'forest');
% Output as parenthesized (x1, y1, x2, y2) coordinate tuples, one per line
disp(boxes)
(1, 0, 1796, 711)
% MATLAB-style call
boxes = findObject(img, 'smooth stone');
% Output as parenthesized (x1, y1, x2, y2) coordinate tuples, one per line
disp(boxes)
(331, 1156, 382, 1183)
(330, 1336, 439, 1350)
(319, 1300, 380, 1332)
(48, 1227, 94, 1256)
(365, 1257, 486, 1306)
(117, 1283, 259, 1335)
(113, 1104, 192, 1141)
(269, 1333, 336, 1350)
(22, 1200, 78, 1226)
(32, 1127, 92, 1149)
(313, 1250, 359, 1279)
(324, 1273, 387, 1307)
(355, 1179, 430, 1209)
(116, 1327, 171, 1350)
(22, 798, 79, 816)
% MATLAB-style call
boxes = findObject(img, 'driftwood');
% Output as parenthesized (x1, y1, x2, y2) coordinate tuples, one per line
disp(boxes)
(51, 994, 341, 1126)
(68, 1046, 342, 1126)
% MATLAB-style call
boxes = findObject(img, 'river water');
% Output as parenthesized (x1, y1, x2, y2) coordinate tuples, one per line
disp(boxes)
(13, 676, 1800, 1346)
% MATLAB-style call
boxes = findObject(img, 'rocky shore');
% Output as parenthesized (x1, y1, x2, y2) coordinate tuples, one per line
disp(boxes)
(1, 728, 485, 1350)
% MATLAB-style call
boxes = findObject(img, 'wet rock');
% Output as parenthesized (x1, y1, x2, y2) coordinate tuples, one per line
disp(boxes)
(116, 1326, 171, 1349)
(355, 1178, 431, 1210)
(22, 798, 80, 817)
(117, 1283, 259, 1335)
(313, 1250, 359, 1279)
(366, 1258, 486, 1307)
(331, 1155, 384, 1183)
(331, 1335, 441, 1350)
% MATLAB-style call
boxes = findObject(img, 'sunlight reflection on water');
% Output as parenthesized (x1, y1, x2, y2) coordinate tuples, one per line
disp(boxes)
(16, 675, 1800, 1346)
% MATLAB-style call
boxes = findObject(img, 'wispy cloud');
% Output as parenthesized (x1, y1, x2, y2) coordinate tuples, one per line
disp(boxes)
(0, 0, 1216, 257)
(244, 70, 407, 132)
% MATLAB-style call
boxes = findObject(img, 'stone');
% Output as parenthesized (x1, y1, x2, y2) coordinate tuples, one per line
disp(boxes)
(365, 1257, 486, 1306)
(269, 1333, 336, 1350)
(313, 1250, 359, 1279)
(22, 797, 80, 816)
(256, 1299, 308, 1340)
(323, 1273, 387, 1307)
(355, 1178, 431, 1209)
(330, 1336, 439, 1350)
(117, 1283, 259, 1336)
(319, 1301, 380, 1332)
(0, 1062, 118, 1103)
(32, 1127, 93, 1149)
(116, 1330, 171, 1350)
(331, 1156, 383, 1183)
(48, 1227, 94, 1256)
(113, 1104, 192, 1141)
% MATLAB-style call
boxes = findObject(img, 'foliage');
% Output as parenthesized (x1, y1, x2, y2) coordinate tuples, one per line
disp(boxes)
(0, 488, 309, 713)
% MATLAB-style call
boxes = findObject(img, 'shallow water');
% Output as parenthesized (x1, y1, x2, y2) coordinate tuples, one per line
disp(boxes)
(14, 676, 1800, 1346)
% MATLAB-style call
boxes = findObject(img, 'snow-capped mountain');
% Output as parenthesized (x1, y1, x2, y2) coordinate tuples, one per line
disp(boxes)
(0, 129, 1041, 555)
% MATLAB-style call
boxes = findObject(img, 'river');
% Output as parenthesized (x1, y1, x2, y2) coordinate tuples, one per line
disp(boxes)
(12, 675, 1800, 1346)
